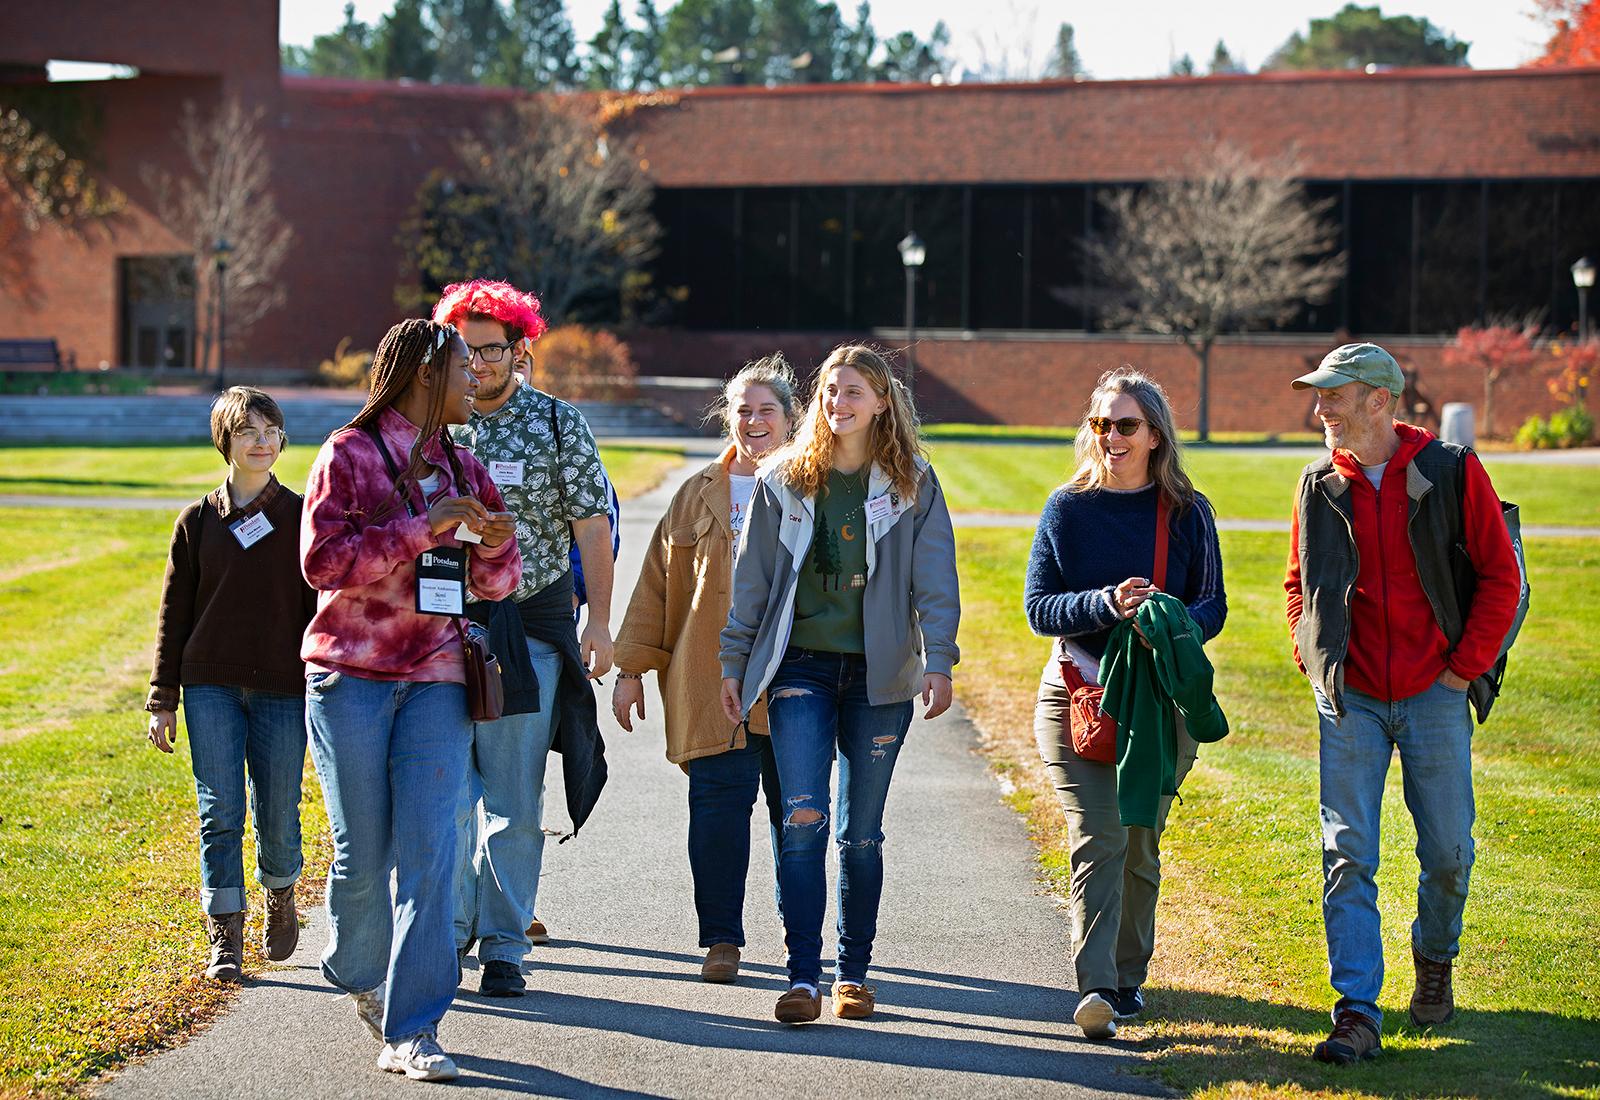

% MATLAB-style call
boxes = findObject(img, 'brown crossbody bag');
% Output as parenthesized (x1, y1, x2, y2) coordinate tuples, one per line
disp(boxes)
(1058, 493, 1170, 764)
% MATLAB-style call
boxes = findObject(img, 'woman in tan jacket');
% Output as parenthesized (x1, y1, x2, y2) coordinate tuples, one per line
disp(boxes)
(613, 355, 798, 984)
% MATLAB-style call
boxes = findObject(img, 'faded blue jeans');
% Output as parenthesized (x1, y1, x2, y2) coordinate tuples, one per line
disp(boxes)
(454, 635, 562, 965)
(306, 672, 471, 1044)
(1316, 679, 1476, 1029)
(182, 684, 306, 915)
(767, 648, 914, 987)
(686, 732, 783, 948)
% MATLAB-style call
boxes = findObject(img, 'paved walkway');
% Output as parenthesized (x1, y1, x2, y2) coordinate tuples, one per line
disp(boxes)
(99, 453, 1161, 1099)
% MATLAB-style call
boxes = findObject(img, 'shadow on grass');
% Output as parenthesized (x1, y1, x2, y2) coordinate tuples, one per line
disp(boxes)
(0, 475, 178, 490)
(1130, 987, 1600, 1099)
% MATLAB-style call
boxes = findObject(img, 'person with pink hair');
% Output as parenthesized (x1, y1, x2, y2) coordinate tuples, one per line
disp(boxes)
(432, 279, 615, 997)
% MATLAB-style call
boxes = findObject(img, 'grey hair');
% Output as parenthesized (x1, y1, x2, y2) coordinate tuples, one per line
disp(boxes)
(704, 352, 802, 435)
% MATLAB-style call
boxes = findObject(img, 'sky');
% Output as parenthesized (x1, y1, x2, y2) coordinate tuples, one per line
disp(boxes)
(279, 1, 1550, 79)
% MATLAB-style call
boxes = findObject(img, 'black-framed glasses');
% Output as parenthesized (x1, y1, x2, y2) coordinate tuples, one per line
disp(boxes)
(466, 341, 515, 364)
(1086, 416, 1147, 437)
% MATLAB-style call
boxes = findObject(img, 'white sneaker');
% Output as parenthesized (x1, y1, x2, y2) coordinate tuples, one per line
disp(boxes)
(377, 1034, 460, 1082)
(350, 983, 386, 1042)
(1073, 991, 1118, 1040)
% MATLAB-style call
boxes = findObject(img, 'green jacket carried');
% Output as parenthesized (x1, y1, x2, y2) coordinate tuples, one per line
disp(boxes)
(1099, 592, 1229, 828)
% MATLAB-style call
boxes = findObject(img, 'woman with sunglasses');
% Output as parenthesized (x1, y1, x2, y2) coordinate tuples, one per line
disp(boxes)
(1024, 368, 1225, 1040)
(301, 318, 521, 1081)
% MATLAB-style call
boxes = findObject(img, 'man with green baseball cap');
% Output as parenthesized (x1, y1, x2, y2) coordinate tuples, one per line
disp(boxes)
(1284, 341, 1522, 1065)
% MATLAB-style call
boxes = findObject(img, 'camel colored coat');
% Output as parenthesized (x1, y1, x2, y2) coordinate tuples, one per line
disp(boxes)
(615, 448, 768, 766)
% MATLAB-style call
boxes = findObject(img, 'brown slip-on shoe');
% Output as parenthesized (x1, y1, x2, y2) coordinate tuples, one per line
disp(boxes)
(263, 883, 299, 961)
(525, 918, 550, 944)
(774, 986, 822, 1024)
(204, 911, 245, 982)
(1409, 947, 1456, 1027)
(701, 944, 741, 983)
(832, 983, 876, 1019)
(1313, 1009, 1382, 1063)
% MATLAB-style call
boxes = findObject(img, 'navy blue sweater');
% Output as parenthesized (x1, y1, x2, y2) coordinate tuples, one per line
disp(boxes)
(1024, 483, 1226, 661)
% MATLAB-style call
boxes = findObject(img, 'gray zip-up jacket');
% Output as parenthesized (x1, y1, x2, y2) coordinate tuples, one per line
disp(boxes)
(719, 456, 960, 717)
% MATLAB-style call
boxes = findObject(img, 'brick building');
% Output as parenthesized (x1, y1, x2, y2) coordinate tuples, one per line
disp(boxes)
(3, 0, 1599, 432)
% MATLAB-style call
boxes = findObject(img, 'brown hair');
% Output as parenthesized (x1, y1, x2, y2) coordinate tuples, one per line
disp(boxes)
(210, 386, 285, 459)
(1065, 368, 1196, 512)
(768, 344, 924, 502)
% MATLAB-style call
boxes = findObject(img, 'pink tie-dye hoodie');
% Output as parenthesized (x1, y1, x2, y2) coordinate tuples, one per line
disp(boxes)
(300, 406, 522, 682)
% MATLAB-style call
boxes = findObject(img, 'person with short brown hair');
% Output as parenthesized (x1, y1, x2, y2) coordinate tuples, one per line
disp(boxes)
(146, 386, 318, 984)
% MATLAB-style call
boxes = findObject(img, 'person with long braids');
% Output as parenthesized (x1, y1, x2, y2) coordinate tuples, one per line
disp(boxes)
(300, 318, 521, 1081)
(719, 345, 960, 1024)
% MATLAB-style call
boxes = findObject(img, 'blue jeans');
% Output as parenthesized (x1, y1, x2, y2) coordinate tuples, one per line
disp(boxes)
(454, 635, 562, 964)
(766, 648, 914, 987)
(686, 732, 783, 948)
(1317, 679, 1476, 1028)
(306, 672, 471, 1043)
(182, 685, 306, 915)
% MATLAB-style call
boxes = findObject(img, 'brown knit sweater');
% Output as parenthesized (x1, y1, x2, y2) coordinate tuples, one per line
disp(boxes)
(145, 475, 318, 712)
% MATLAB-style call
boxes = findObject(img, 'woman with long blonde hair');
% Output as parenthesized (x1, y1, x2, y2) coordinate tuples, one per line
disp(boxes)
(719, 344, 960, 1024)
(1024, 367, 1226, 1041)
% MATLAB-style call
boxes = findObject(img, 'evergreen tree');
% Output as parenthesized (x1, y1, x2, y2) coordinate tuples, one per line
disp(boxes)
(1044, 22, 1082, 79)
(586, 0, 630, 89)
(1264, 3, 1469, 70)
(757, 0, 851, 84)
(874, 20, 950, 82)
(428, 0, 508, 84)
(837, 1, 876, 82)
(812, 508, 841, 579)
(660, 0, 761, 86)
(375, 0, 437, 81)
(1208, 38, 1243, 74)
(289, 3, 377, 79)
(630, 0, 665, 88)
(497, 0, 582, 89)
(1170, 52, 1196, 76)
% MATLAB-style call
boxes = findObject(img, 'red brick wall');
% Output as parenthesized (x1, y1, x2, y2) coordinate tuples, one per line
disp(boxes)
(624, 329, 1565, 437)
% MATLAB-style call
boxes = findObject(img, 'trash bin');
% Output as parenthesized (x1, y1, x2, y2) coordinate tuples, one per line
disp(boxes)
(1440, 402, 1475, 448)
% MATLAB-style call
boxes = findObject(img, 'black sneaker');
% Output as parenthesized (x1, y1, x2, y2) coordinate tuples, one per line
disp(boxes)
(480, 959, 526, 997)
(1111, 987, 1145, 1019)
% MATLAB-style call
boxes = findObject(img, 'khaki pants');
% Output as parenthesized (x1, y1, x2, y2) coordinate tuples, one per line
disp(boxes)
(1033, 678, 1196, 994)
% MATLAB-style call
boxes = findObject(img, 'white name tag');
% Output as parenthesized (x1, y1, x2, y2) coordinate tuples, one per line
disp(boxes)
(417, 577, 465, 615)
(489, 460, 525, 486)
(230, 512, 274, 549)
(453, 522, 483, 545)
(864, 494, 896, 525)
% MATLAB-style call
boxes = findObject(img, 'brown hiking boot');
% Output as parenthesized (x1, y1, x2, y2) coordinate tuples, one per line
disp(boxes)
(774, 985, 822, 1024)
(701, 943, 740, 983)
(1409, 947, 1456, 1027)
(264, 883, 299, 961)
(204, 911, 246, 982)
(1313, 1009, 1381, 1064)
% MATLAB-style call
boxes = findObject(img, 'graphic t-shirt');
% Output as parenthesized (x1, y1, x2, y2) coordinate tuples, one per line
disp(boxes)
(788, 468, 869, 654)
(729, 473, 758, 557)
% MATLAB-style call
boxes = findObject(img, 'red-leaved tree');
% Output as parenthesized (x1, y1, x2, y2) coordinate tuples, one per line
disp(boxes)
(1443, 322, 1542, 438)
(1548, 337, 1598, 409)
(1530, 0, 1600, 65)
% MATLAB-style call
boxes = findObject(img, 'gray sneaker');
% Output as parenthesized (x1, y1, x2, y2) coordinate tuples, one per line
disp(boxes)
(377, 1034, 460, 1081)
(350, 983, 386, 1042)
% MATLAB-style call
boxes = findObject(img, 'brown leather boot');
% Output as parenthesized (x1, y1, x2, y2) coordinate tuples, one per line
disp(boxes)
(1409, 947, 1455, 1026)
(204, 911, 245, 982)
(264, 884, 299, 961)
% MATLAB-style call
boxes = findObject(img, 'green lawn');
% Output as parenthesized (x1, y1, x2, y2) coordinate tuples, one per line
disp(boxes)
(929, 441, 1600, 528)
(954, 524, 1600, 1099)
(0, 443, 684, 502)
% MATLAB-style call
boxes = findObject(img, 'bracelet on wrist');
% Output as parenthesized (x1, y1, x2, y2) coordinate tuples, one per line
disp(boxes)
(617, 671, 643, 680)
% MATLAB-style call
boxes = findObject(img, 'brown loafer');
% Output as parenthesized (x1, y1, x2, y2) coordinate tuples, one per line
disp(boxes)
(701, 943, 740, 983)
(525, 918, 550, 944)
(1409, 947, 1455, 1027)
(264, 884, 299, 961)
(774, 985, 821, 1024)
(832, 982, 876, 1019)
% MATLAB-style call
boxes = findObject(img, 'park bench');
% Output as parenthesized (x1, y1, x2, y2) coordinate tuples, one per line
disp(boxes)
(0, 339, 63, 371)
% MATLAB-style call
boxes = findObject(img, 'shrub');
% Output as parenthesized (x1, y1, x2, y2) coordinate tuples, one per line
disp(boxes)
(529, 326, 637, 401)
(1516, 415, 1557, 450)
(1516, 406, 1595, 449)
(314, 337, 372, 389)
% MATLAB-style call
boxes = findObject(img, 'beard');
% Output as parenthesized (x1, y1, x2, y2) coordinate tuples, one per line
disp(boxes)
(477, 363, 515, 403)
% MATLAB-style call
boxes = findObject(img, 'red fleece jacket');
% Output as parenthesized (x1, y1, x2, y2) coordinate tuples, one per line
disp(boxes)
(1285, 423, 1520, 703)
(300, 407, 521, 682)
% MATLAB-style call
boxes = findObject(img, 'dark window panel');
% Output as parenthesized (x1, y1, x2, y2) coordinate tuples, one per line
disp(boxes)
(852, 187, 910, 327)
(672, 189, 741, 329)
(1279, 183, 1347, 334)
(969, 187, 1027, 329)
(1413, 182, 1483, 333)
(1348, 182, 1414, 335)
(1484, 182, 1556, 325)
(795, 188, 850, 329)
(910, 188, 964, 328)
(741, 188, 795, 329)
(1554, 180, 1600, 336)
(1029, 185, 1088, 330)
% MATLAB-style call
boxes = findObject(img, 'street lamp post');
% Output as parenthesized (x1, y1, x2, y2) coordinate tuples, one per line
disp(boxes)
(897, 231, 925, 399)
(1574, 256, 1596, 341)
(213, 237, 234, 391)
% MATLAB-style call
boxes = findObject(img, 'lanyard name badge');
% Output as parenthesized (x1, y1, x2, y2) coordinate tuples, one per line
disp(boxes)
(230, 511, 274, 549)
(416, 547, 467, 616)
(864, 493, 896, 525)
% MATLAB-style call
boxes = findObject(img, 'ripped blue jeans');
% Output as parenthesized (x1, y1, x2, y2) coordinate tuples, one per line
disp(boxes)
(766, 647, 914, 987)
